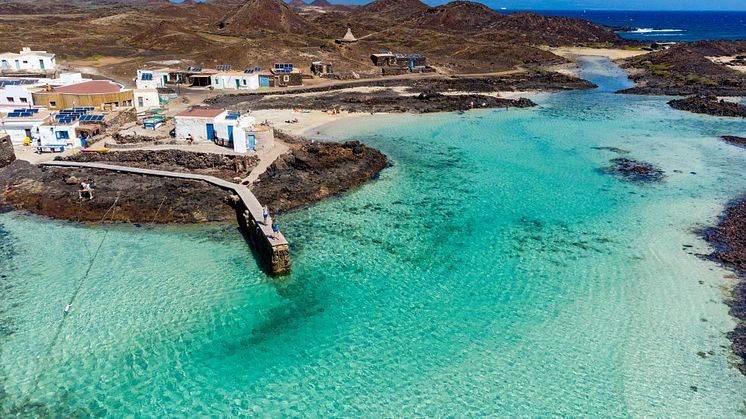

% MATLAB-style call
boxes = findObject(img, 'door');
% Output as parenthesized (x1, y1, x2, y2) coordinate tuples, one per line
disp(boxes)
(259, 76, 269, 88)
(39, 59, 45, 70)
(14, 60, 20, 70)
(206, 124, 215, 141)
(227, 125, 234, 144)
(248, 134, 255, 151)
(163, 75, 168, 86)
(235, 79, 240, 89)
(24, 129, 31, 139)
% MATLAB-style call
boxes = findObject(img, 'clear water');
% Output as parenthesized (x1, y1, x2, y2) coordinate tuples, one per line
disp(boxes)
(2, 57, 746, 416)
(525, 10, 746, 42)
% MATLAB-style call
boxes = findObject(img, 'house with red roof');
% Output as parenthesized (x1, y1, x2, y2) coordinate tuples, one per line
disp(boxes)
(32, 80, 134, 110)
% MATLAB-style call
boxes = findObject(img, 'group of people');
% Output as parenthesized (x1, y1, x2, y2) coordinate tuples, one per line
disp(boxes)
(262, 205, 280, 240)
(78, 177, 95, 200)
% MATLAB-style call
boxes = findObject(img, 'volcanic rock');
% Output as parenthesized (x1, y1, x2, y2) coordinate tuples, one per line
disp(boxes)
(668, 96, 746, 118)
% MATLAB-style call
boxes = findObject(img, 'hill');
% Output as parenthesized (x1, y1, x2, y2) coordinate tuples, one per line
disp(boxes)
(409, 1, 506, 33)
(217, 0, 316, 34)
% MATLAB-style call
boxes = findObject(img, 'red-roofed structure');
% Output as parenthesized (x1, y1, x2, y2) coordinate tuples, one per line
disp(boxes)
(53, 80, 124, 94)
(175, 108, 226, 118)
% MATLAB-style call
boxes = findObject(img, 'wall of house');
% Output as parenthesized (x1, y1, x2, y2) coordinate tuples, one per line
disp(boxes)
(134, 89, 160, 112)
(39, 123, 80, 147)
(0, 85, 34, 107)
(32, 91, 134, 110)
(174, 117, 214, 141)
(0, 53, 55, 72)
(211, 75, 259, 90)
(2, 118, 48, 145)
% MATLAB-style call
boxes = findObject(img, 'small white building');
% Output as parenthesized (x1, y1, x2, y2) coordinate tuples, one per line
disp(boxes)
(174, 108, 259, 153)
(210, 72, 259, 90)
(0, 84, 35, 107)
(38, 120, 81, 148)
(1, 109, 51, 145)
(0, 73, 88, 108)
(134, 89, 161, 112)
(0, 48, 56, 72)
(214, 113, 257, 153)
(174, 108, 227, 142)
(135, 69, 171, 89)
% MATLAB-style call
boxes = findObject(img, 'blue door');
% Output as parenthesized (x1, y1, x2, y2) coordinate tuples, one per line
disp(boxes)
(206, 124, 215, 141)
(259, 76, 269, 88)
(249, 134, 255, 151)
(227, 125, 234, 145)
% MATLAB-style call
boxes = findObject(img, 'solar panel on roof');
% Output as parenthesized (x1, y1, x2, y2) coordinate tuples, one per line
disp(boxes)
(217, 64, 232, 71)
(141, 73, 153, 81)
(225, 114, 240, 120)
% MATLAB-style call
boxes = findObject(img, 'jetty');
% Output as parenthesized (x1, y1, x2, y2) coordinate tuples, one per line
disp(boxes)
(41, 161, 291, 275)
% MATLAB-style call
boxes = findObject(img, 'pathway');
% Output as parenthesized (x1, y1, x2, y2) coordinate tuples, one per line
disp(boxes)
(41, 160, 287, 247)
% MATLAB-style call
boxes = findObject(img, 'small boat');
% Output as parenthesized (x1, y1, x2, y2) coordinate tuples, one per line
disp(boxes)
(80, 148, 110, 153)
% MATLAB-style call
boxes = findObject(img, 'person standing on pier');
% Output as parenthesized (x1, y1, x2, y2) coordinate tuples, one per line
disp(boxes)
(272, 219, 280, 240)
(263, 205, 270, 225)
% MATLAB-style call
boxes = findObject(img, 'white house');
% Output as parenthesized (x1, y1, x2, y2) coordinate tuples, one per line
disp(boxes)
(0, 48, 56, 72)
(214, 113, 257, 153)
(0, 84, 35, 108)
(134, 89, 161, 112)
(210, 72, 259, 90)
(1, 109, 51, 145)
(135, 69, 171, 89)
(174, 108, 227, 142)
(38, 120, 81, 148)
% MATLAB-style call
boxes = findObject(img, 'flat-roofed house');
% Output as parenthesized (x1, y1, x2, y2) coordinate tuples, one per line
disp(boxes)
(210, 72, 260, 90)
(174, 108, 227, 141)
(1, 109, 51, 145)
(0, 48, 56, 74)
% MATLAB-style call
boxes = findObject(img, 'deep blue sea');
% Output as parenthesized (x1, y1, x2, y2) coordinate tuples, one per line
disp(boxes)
(532, 10, 746, 42)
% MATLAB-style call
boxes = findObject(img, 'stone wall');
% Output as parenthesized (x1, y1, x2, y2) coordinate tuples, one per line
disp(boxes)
(0, 134, 16, 168)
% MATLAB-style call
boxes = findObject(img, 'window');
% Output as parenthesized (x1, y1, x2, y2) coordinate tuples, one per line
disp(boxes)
(138, 97, 144, 107)
(22, 60, 28, 64)
(6, 97, 13, 103)
(49, 101, 56, 107)
(243, 79, 247, 85)
(283, 75, 289, 82)
(20, 98, 27, 103)
(55, 131, 70, 140)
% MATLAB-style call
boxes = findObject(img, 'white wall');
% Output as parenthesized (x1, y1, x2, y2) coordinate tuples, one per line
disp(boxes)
(211, 74, 259, 90)
(0, 49, 56, 72)
(175, 117, 212, 141)
(39, 123, 80, 147)
(0, 85, 34, 107)
(136, 70, 168, 89)
(2, 117, 48, 145)
(134, 89, 160, 112)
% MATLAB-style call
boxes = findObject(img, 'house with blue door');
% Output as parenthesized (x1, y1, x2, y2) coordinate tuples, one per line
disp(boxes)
(174, 108, 227, 142)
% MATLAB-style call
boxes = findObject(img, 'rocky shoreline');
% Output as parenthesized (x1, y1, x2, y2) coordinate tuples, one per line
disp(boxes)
(603, 158, 665, 183)
(703, 199, 746, 376)
(0, 142, 388, 224)
(206, 72, 596, 113)
(668, 96, 746, 118)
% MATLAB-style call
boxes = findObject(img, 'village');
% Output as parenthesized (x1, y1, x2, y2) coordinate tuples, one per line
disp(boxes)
(0, 39, 434, 162)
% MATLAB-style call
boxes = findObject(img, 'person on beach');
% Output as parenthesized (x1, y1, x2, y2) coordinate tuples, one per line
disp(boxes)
(79, 180, 94, 200)
(262, 205, 270, 225)
(272, 220, 280, 240)
(186, 133, 193, 145)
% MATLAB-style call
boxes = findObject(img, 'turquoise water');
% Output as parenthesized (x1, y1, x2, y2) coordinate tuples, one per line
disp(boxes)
(2, 58, 746, 416)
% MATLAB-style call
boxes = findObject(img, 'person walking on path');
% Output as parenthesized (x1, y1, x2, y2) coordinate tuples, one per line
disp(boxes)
(262, 205, 270, 225)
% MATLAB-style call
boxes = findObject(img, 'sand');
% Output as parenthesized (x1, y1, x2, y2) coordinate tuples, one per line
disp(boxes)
(549, 47, 650, 60)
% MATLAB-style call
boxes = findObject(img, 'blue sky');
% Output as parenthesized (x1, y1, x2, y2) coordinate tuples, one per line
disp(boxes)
(327, 0, 746, 11)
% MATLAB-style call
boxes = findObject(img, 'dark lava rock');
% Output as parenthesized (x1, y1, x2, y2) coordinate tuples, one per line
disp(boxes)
(58, 149, 258, 181)
(668, 96, 746, 118)
(703, 199, 746, 376)
(253, 141, 389, 213)
(721, 136, 746, 148)
(0, 134, 15, 169)
(604, 158, 664, 183)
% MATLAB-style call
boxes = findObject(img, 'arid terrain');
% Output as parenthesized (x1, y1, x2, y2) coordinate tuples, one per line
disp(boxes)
(0, 0, 630, 83)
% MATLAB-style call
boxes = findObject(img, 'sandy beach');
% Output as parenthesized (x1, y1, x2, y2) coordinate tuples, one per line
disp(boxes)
(548, 46, 650, 60)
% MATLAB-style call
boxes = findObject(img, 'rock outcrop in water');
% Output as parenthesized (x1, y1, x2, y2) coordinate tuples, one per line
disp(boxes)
(721, 136, 746, 148)
(603, 158, 665, 183)
(668, 96, 746, 118)
(703, 199, 746, 376)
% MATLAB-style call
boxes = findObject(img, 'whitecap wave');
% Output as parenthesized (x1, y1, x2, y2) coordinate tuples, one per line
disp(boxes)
(626, 28, 684, 34)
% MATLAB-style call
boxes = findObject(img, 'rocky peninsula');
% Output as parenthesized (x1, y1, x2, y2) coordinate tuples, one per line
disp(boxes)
(0, 143, 388, 224)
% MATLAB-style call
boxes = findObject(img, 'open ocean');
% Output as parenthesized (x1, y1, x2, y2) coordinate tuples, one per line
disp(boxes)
(532, 10, 746, 41)
(1, 58, 745, 416)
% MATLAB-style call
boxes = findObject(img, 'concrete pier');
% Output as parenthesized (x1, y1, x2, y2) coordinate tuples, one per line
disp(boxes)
(42, 160, 291, 275)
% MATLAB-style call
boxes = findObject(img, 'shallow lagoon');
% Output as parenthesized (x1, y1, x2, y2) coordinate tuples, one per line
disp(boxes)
(1, 58, 746, 416)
